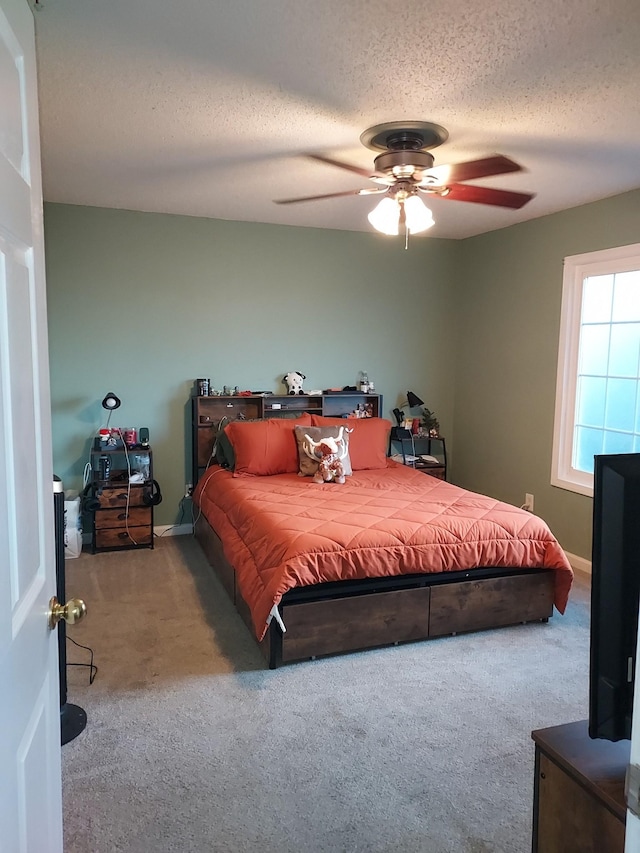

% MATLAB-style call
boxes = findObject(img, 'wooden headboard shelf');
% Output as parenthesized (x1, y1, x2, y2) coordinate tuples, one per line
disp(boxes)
(191, 392, 382, 486)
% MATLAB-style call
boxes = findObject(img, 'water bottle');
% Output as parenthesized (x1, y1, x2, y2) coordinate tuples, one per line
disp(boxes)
(360, 371, 369, 393)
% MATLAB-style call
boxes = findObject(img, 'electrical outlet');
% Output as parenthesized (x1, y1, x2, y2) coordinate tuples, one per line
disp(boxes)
(185, 483, 193, 498)
(524, 493, 534, 512)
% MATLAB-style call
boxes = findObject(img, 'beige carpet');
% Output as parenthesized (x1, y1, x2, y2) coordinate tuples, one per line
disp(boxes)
(62, 536, 591, 853)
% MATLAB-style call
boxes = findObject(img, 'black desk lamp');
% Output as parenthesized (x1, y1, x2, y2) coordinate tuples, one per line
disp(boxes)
(101, 392, 121, 429)
(393, 391, 424, 426)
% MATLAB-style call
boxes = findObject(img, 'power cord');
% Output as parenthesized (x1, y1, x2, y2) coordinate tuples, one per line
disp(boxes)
(88, 425, 138, 544)
(116, 429, 138, 546)
(156, 493, 194, 538)
(190, 416, 229, 530)
(66, 635, 97, 685)
(192, 465, 227, 530)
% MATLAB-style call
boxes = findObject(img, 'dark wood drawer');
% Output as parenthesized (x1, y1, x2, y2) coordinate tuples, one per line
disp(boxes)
(94, 507, 151, 529)
(281, 586, 431, 662)
(95, 526, 152, 549)
(97, 485, 146, 508)
(429, 571, 554, 636)
(535, 752, 625, 852)
(420, 466, 445, 479)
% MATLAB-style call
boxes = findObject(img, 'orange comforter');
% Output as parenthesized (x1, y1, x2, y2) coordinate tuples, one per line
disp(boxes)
(194, 462, 573, 640)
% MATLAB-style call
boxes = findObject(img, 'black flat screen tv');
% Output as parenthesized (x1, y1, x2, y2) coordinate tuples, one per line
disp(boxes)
(589, 452, 640, 741)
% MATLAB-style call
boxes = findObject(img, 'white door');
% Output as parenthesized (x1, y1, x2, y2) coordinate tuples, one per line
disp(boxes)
(0, 0, 63, 850)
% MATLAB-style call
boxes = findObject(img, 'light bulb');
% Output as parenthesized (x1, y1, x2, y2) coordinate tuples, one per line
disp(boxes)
(367, 197, 400, 235)
(404, 196, 435, 234)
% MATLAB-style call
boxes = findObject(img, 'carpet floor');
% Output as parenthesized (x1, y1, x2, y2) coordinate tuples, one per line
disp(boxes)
(62, 535, 591, 853)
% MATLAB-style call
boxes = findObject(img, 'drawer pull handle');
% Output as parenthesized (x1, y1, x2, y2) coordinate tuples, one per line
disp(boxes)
(118, 532, 130, 540)
(118, 512, 129, 520)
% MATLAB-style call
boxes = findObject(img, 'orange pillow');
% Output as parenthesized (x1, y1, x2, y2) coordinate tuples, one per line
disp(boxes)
(311, 416, 391, 469)
(226, 414, 312, 476)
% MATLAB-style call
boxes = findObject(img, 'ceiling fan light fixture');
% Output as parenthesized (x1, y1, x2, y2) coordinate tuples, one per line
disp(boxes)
(275, 124, 534, 224)
(367, 196, 401, 235)
(404, 195, 435, 234)
(368, 194, 434, 237)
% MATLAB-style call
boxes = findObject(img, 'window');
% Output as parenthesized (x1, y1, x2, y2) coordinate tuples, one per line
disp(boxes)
(552, 243, 640, 497)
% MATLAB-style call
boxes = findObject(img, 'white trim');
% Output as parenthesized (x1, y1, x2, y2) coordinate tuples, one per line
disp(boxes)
(551, 242, 640, 497)
(564, 550, 591, 577)
(627, 606, 640, 851)
(154, 523, 193, 537)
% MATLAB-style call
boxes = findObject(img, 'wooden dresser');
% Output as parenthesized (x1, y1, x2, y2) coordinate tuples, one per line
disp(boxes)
(531, 719, 628, 853)
(88, 445, 154, 553)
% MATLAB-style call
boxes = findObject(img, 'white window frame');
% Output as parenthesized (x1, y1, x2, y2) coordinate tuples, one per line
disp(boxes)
(551, 242, 640, 497)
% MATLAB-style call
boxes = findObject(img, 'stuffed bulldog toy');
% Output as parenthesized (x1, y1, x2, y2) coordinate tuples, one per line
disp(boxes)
(283, 371, 306, 395)
(303, 428, 348, 484)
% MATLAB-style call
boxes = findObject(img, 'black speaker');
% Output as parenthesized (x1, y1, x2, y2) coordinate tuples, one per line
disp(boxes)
(81, 483, 101, 513)
(54, 477, 87, 745)
(143, 479, 162, 506)
(139, 427, 149, 447)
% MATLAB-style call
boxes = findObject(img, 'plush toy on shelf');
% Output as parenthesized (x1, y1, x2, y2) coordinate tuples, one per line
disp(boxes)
(283, 371, 306, 395)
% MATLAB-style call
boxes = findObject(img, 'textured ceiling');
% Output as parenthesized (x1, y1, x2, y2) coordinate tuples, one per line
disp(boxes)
(32, 0, 640, 239)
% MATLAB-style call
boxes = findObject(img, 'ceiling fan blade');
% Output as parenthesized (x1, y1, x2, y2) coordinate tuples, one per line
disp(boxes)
(437, 182, 534, 209)
(426, 155, 523, 185)
(306, 153, 387, 180)
(274, 187, 385, 205)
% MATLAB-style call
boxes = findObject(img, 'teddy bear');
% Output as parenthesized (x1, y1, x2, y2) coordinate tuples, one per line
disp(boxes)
(283, 371, 306, 395)
(306, 433, 347, 484)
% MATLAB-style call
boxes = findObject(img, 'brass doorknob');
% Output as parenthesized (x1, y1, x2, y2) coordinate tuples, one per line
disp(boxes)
(48, 596, 87, 629)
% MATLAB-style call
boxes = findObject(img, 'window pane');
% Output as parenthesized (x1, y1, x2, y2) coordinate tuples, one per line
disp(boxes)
(635, 383, 640, 433)
(609, 323, 640, 377)
(574, 426, 603, 473)
(578, 324, 610, 375)
(582, 275, 613, 323)
(612, 270, 640, 322)
(603, 431, 635, 454)
(576, 376, 606, 426)
(604, 378, 637, 431)
(553, 246, 640, 496)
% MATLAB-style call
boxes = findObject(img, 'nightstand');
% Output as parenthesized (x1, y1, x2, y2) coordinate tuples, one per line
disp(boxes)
(87, 445, 154, 552)
(389, 427, 447, 480)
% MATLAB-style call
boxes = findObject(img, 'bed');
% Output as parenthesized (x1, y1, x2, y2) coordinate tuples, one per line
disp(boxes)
(192, 410, 573, 668)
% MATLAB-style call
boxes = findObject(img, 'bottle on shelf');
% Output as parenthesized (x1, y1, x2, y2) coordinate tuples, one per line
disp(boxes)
(360, 371, 369, 393)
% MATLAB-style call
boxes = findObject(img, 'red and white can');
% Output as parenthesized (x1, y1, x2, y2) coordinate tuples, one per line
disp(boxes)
(122, 427, 137, 447)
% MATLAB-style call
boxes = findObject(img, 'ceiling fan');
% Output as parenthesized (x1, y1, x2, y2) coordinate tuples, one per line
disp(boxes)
(274, 121, 535, 237)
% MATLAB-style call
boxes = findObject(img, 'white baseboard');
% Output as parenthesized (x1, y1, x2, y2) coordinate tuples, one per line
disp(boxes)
(154, 523, 193, 538)
(565, 550, 591, 577)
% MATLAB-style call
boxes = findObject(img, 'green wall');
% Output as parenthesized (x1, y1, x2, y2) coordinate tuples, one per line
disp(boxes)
(44, 204, 459, 526)
(45, 191, 640, 556)
(453, 188, 640, 559)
